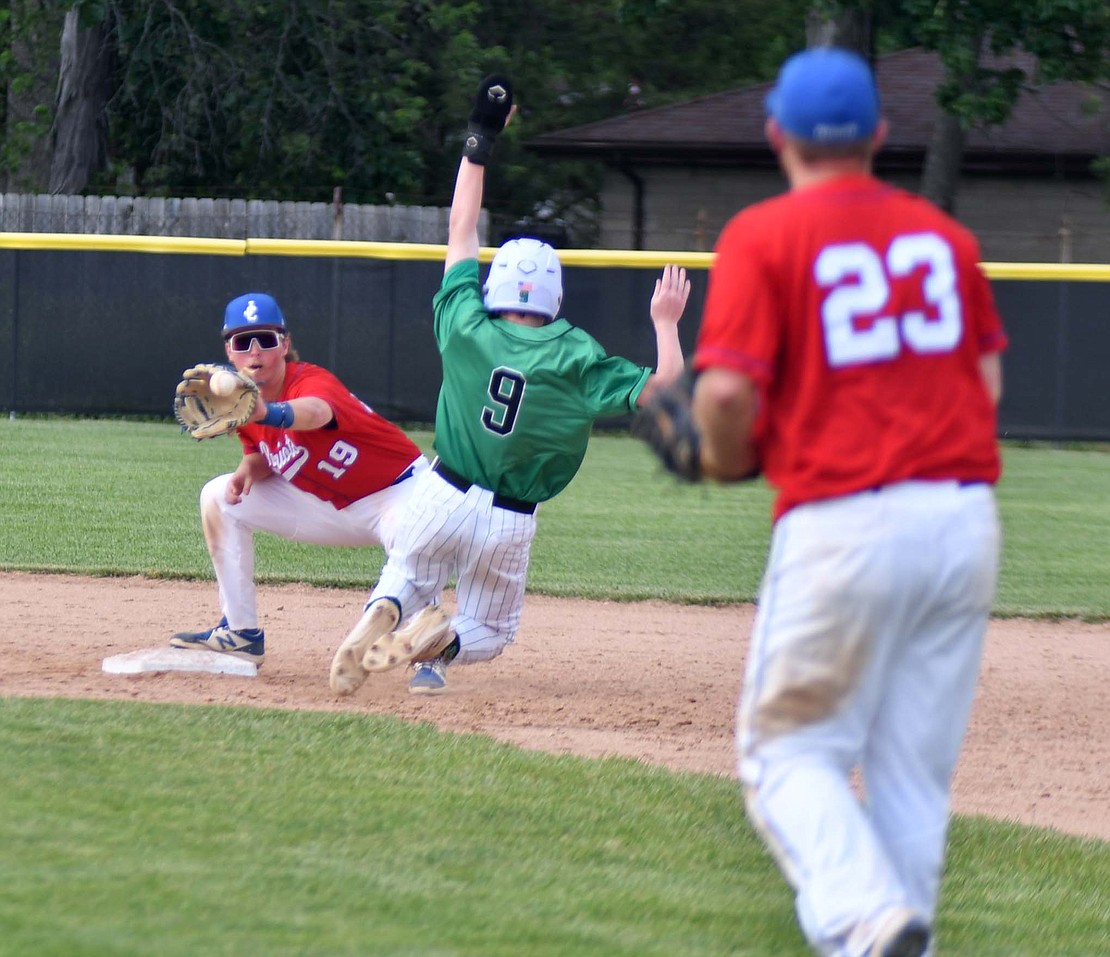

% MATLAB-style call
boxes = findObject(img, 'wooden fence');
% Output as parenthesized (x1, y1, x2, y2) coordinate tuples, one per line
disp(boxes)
(0, 192, 482, 244)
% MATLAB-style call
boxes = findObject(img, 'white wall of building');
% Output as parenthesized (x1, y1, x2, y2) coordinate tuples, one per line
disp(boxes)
(598, 166, 1110, 263)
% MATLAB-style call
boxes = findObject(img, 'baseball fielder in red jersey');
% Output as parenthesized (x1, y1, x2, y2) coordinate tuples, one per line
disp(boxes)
(171, 292, 428, 665)
(691, 49, 1006, 957)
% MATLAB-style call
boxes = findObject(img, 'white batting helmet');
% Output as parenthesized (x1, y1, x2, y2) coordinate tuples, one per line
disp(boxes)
(483, 237, 563, 320)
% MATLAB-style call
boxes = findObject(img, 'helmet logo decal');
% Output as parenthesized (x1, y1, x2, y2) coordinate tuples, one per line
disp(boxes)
(482, 239, 562, 319)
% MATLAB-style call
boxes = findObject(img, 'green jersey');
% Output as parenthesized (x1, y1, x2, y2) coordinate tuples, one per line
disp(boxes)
(431, 259, 651, 503)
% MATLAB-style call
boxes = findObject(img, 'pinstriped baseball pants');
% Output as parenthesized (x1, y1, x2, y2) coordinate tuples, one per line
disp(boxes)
(368, 466, 538, 664)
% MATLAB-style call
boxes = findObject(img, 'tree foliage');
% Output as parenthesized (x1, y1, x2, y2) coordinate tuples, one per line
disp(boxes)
(901, 0, 1110, 120)
(104, 1, 461, 202)
(819, 0, 1110, 210)
(2, 0, 810, 242)
(0, 0, 61, 189)
(12, 1, 1106, 237)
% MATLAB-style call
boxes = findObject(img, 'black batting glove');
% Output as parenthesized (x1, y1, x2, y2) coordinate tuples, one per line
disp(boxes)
(462, 74, 513, 166)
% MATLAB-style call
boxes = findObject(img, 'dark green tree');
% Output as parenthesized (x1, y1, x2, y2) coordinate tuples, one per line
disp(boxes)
(464, 0, 809, 240)
(8, 0, 804, 240)
(815, 0, 1110, 212)
(0, 0, 61, 191)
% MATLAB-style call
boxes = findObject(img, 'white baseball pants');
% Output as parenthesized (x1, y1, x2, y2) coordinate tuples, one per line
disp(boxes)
(368, 466, 537, 664)
(738, 480, 999, 957)
(199, 456, 427, 631)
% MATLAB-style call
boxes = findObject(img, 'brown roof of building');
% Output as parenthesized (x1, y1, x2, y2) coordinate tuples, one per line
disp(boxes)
(528, 48, 1110, 174)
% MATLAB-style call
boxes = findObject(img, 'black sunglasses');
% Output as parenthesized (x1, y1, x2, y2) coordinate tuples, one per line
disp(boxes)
(226, 330, 284, 352)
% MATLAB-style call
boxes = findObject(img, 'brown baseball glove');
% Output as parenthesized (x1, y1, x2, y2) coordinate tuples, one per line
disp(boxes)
(632, 373, 702, 482)
(173, 363, 259, 440)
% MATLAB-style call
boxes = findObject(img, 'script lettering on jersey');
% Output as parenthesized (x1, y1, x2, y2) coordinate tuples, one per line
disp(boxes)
(259, 436, 310, 480)
(482, 367, 526, 436)
(815, 231, 962, 368)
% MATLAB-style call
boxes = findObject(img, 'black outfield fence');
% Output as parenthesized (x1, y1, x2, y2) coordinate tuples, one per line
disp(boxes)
(0, 234, 1107, 441)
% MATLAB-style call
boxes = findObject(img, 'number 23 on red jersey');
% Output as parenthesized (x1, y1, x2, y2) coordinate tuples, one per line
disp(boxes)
(817, 232, 962, 368)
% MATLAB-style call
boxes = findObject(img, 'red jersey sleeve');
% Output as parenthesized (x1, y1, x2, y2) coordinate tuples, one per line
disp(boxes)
(966, 259, 1008, 355)
(694, 213, 779, 385)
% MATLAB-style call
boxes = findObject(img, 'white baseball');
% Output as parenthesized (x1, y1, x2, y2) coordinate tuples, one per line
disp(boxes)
(210, 370, 240, 396)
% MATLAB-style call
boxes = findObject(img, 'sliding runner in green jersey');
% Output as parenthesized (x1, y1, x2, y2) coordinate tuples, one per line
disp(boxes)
(330, 74, 690, 698)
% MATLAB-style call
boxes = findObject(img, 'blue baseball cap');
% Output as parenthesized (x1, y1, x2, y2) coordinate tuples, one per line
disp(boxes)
(765, 47, 879, 144)
(222, 292, 286, 336)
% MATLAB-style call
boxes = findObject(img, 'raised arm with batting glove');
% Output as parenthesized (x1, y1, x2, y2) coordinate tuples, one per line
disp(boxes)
(462, 74, 513, 166)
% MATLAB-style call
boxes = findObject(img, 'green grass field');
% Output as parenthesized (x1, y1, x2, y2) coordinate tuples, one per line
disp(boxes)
(1, 418, 1108, 956)
(6, 417, 1110, 614)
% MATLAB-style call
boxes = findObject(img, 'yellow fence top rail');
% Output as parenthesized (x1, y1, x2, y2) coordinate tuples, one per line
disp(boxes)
(979, 262, 1110, 282)
(244, 238, 445, 260)
(244, 239, 718, 268)
(0, 232, 246, 256)
(0, 232, 1106, 279)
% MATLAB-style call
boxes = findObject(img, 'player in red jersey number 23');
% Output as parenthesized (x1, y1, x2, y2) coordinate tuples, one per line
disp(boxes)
(691, 48, 1007, 957)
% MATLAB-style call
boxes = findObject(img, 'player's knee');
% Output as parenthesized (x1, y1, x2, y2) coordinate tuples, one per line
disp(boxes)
(200, 474, 232, 518)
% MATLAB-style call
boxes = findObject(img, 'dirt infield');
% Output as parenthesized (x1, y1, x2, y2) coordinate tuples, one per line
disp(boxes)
(2, 571, 1107, 843)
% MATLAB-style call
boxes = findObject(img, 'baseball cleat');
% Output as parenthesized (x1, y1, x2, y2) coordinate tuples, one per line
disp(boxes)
(329, 599, 400, 695)
(871, 912, 930, 957)
(171, 619, 266, 664)
(409, 658, 449, 696)
(362, 605, 455, 673)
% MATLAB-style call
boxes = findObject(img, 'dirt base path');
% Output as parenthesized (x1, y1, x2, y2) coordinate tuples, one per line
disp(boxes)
(2, 571, 1107, 843)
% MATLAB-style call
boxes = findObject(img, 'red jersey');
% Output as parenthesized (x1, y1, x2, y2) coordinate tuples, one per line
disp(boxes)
(694, 174, 1007, 521)
(238, 362, 420, 509)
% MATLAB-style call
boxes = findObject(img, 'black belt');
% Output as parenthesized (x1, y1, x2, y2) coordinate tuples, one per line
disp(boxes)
(432, 458, 537, 514)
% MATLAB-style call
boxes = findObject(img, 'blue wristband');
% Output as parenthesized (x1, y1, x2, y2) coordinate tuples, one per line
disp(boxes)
(260, 401, 294, 428)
